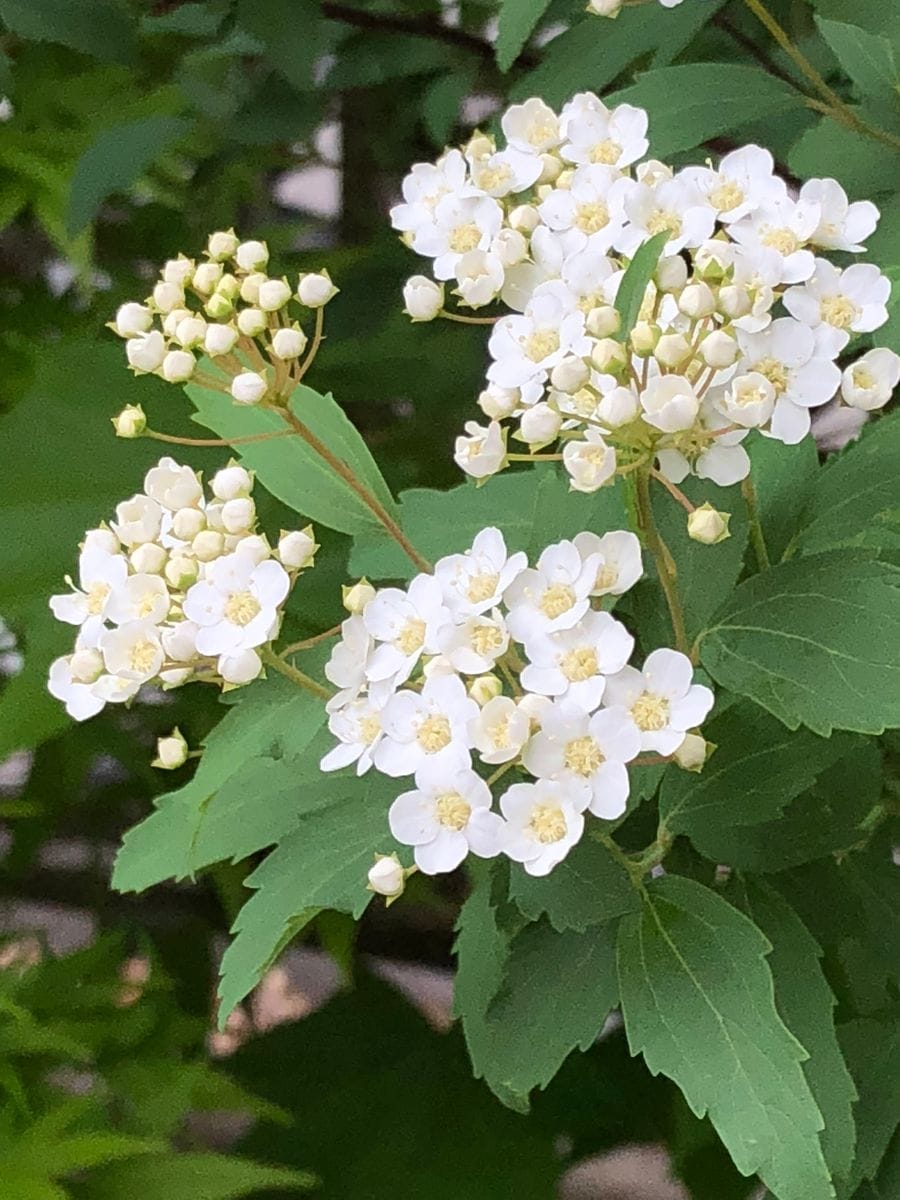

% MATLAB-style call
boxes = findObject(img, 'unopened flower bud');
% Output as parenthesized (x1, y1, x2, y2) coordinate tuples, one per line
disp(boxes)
(493, 228, 528, 267)
(278, 526, 317, 570)
(205, 323, 239, 356)
(130, 542, 167, 574)
(509, 204, 540, 234)
(205, 502, 226, 531)
(655, 333, 692, 368)
(701, 329, 738, 369)
(518, 402, 562, 447)
(258, 278, 292, 311)
(112, 404, 146, 439)
(591, 337, 627, 373)
(239, 272, 266, 304)
(172, 507, 206, 540)
(694, 243, 732, 282)
(152, 280, 185, 313)
(718, 284, 751, 319)
(114, 302, 152, 337)
(237, 307, 267, 337)
(165, 555, 198, 589)
(550, 356, 590, 393)
(656, 255, 688, 293)
(687, 503, 731, 545)
(587, 0, 623, 15)
(403, 276, 444, 322)
(220, 648, 263, 685)
(192, 529, 225, 561)
(673, 732, 710, 773)
(207, 229, 239, 261)
(204, 292, 234, 320)
(478, 385, 519, 420)
(162, 308, 191, 337)
(217, 273, 240, 301)
(596, 385, 638, 427)
(212, 465, 253, 501)
(367, 854, 405, 900)
(469, 674, 503, 706)
(126, 330, 166, 373)
(538, 154, 563, 185)
(235, 240, 269, 272)
(162, 349, 196, 383)
(231, 372, 268, 405)
(586, 305, 620, 337)
(270, 326, 307, 360)
(465, 132, 494, 160)
(221, 497, 255, 534)
(630, 321, 660, 356)
(163, 255, 194, 286)
(84, 528, 120, 556)
(297, 271, 338, 308)
(233, 533, 269, 563)
(678, 282, 716, 319)
(342, 577, 376, 614)
(70, 647, 104, 684)
(554, 168, 575, 190)
(192, 261, 223, 296)
(153, 727, 189, 770)
(175, 316, 207, 349)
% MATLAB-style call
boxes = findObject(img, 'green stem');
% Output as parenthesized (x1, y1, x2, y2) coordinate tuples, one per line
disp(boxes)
(439, 309, 499, 325)
(636, 468, 688, 656)
(741, 473, 771, 570)
(261, 646, 331, 700)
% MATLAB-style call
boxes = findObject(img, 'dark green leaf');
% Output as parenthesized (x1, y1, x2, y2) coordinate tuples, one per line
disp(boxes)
(235, 0, 322, 91)
(495, 0, 553, 72)
(816, 17, 899, 96)
(0, 0, 135, 63)
(747, 434, 819, 563)
(76, 1152, 313, 1199)
(508, 834, 638, 932)
(614, 231, 668, 344)
(839, 1018, 900, 1192)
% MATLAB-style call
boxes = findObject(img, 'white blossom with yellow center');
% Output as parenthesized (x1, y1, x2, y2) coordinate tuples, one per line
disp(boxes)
(183, 552, 289, 657)
(374, 674, 478, 777)
(389, 761, 503, 874)
(605, 648, 713, 755)
(500, 780, 589, 876)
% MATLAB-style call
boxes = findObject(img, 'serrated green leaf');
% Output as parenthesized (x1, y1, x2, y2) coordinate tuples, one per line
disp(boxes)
(76, 1152, 313, 1199)
(495, 0, 553, 71)
(728, 879, 857, 1180)
(698, 553, 900, 735)
(508, 835, 638, 932)
(617, 875, 832, 1200)
(838, 1018, 900, 1193)
(816, 17, 899, 96)
(0, 0, 135, 63)
(747, 434, 819, 563)
(614, 231, 668, 344)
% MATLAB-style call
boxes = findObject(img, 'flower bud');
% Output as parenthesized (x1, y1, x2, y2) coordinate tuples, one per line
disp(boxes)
(509, 204, 540, 234)
(207, 229, 239, 261)
(538, 153, 563, 185)
(192, 261, 223, 296)
(192, 529, 225, 561)
(367, 854, 405, 900)
(596, 385, 638, 427)
(591, 337, 627, 373)
(231, 372, 268, 405)
(153, 727, 189, 770)
(217, 273, 240, 301)
(550, 356, 590, 394)
(237, 307, 267, 337)
(130, 542, 167, 574)
(518, 401, 562, 447)
(469, 674, 503, 706)
(70, 647, 104, 684)
(235, 240, 269, 272)
(221, 497, 256, 534)
(126, 330, 166, 374)
(585, 305, 620, 337)
(212, 465, 253, 501)
(587, 0, 623, 15)
(554, 168, 575, 190)
(258, 278, 292, 311)
(162, 349, 196, 383)
(151, 280, 185, 314)
(673, 732, 710, 773)
(205, 502, 226, 531)
(493, 228, 528, 267)
(403, 275, 444, 322)
(232, 533, 270, 563)
(112, 404, 146, 439)
(656, 254, 688, 293)
(204, 292, 234, 320)
(204, 323, 239, 357)
(270, 326, 307, 360)
(163, 256, 195, 286)
(175, 318, 206, 350)
(239, 272, 266, 304)
(678, 282, 716, 319)
(687, 503, 731, 545)
(165, 555, 199, 589)
(465, 132, 494, 160)
(630, 321, 659, 356)
(701, 329, 738, 368)
(718, 284, 751, 319)
(220, 648, 263, 685)
(84, 527, 120, 556)
(173, 507, 206, 540)
(114, 302, 152, 337)
(423, 654, 456, 679)
(278, 526, 317, 570)
(478, 384, 519, 420)
(694, 243, 732, 282)
(297, 271, 338, 308)
(655, 333, 692, 368)
(341, 577, 375, 614)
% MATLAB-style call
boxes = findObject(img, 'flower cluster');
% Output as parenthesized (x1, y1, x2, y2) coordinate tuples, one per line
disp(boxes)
(109, 231, 337, 408)
(321, 527, 713, 877)
(392, 93, 899, 491)
(587, 0, 683, 14)
(48, 458, 316, 721)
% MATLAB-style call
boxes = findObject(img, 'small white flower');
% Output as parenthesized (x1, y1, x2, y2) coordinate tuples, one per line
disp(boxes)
(538, 164, 630, 250)
(469, 695, 531, 764)
(390, 149, 473, 238)
(48, 628, 107, 722)
(683, 144, 786, 223)
(105, 574, 171, 625)
(563, 430, 617, 492)
(715, 371, 777, 429)
(504, 539, 602, 642)
(499, 779, 589, 876)
(183, 554, 289, 655)
(145, 457, 203, 511)
(730, 195, 821, 283)
(616, 175, 716, 257)
(435, 527, 527, 617)
(112, 495, 163, 547)
(439, 608, 510, 674)
(50, 548, 127, 627)
(783, 260, 890, 342)
(800, 178, 879, 252)
(841, 347, 900, 411)
(488, 281, 589, 391)
(321, 685, 392, 774)
(573, 530, 642, 596)
(603, 648, 713, 755)
(454, 419, 507, 479)
(324, 615, 373, 708)
(454, 250, 505, 309)
(520, 609, 634, 710)
(126, 330, 166, 374)
(363, 574, 449, 684)
(389, 760, 503, 874)
(374, 674, 478, 777)
(100, 619, 165, 683)
(413, 194, 504, 281)
(656, 402, 751, 487)
(403, 275, 444, 321)
(640, 374, 699, 433)
(560, 96, 649, 169)
(231, 372, 268, 405)
(470, 147, 543, 197)
(501, 98, 561, 155)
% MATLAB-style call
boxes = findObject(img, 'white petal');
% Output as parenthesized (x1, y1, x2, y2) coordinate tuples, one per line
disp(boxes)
(389, 792, 438, 845)
(415, 831, 469, 874)
(643, 648, 693, 699)
(669, 685, 714, 730)
(588, 762, 630, 819)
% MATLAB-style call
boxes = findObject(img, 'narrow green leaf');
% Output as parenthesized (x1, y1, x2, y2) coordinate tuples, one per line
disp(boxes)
(614, 232, 668, 344)
(77, 1152, 314, 1199)
(816, 17, 898, 96)
(508, 835, 638, 932)
(495, 0, 553, 71)
(617, 875, 832, 1200)
(838, 1018, 900, 1192)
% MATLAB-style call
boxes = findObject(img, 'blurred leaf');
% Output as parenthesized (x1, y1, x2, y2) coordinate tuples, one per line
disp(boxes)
(235, 0, 322, 91)
(789, 116, 900, 194)
(838, 1018, 900, 1192)
(74, 1152, 313, 1199)
(0, 0, 135, 63)
(141, 3, 226, 37)
(422, 68, 475, 145)
(495, 0, 553, 72)
(816, 17, 899, 96)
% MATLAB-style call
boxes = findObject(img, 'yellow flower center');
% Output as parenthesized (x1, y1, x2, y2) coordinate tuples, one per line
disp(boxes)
(820, 294, 858, 329)
(761, 226, 800, 256)
(359, 714, 381, 744)
(523, 329, 561, 363)
(528, 803, 567, 844)
(435, 791, 471, 831)
(734, 383, 767, 407)
(561, 646, 598, 681)
(539, 583, 576, 619)
(471, 623, 504, 657)
(86, 582, 110, 616)
(466, 572, 499, 603)
(631, 691, 670, 732)
(475, 163, 512, 192)
(488, 716, 511, 749)
(396, 618, 426, 656)
(589, 139, 621, 165)
(527, 119, 557, 147)
(138, 591, 161, 619)
(224, 591, 261, 626)
(594, 564, 618, 592)
(574, 200, 610, 234)
(449, 223, 482, 254)
(646, 211, 682, 238)
(709, 180, 744, 212)
(130, 638, 158, 674)
(564, 735, 604, 777)
(852, 366, 875, 390)
(417, 714, 452, 753)
(753, 356, 788, 395)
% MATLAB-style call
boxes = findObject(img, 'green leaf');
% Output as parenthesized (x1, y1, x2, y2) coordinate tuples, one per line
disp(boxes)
(659, 700, 855, 857)
(0, 0, 135, 63)
(141, 3, 225, 36)
(67, 116, 189, 235)
(495, 0, 553, 71)
(76, 1152, 313, 1199)
(422, 68, 475, 145)
(189, 381, 401, 539)
(7, 1132, 163, 1176)
(746, 434, 819, 563)
(112, 675, 326, 894)
(614, 231, 668, 344)
(617, 875, 832, 1200)
(235, 0, 322, 90)
(816, 17, 899, 96)
(607, 65, 797, 158)
(698, 552, 900, 735)
(788, 116, 900, 195)
(838, 1018, 900, 1192)
(728, 879, 857, 1180)
(508, 835, 639, 932)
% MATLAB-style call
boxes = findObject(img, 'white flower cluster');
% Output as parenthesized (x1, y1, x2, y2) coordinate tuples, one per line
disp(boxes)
(109, 230, 337, 407)
(393, 94, 899, 490)
(321, 527, 713, 877)
(587, 0, 684, 15)
(48, 458, 316, 721)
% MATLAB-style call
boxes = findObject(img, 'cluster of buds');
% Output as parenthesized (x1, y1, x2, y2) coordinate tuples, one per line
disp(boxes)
(48, 457, 317, 721)
(321, 526, 712, 878)
(109, 231, 338, 407)
(393, 92, 899, 504)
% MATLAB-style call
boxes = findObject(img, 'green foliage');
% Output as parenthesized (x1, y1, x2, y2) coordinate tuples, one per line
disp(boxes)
(508, 834, 638, 931)
(495, 0, 553, 72)
(816, 18, 899, 98)
(613, 231, 668, 343)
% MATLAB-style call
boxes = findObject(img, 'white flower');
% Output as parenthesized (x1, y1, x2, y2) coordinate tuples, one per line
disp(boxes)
(730, 196, 821, 283)
(841, 347, 900, 411)
(454, 419, 507, 479)
(469, 695, 531, 764)
(488, 282, 589, 391)
(560, 96, 649, 169)
(800, 178, 879, 252)
(538, 164, 629, 250)
(454, 250, 505, 309)
(603, 648, 713, 755)
(504, 539, 602, 642)
(183, 554, 289, 655)
(324, 615, 372, 708)
(656, 402, 751, 486)
(501, 98, 561, 155)
(412, 194, 503, 281)
(373, 674, 477, 777)
(470, 147, 543, 197)
(522, 701, 640, 819)
(321, 686, 392, 774)
(439, 609, 509, 674)
(520, 609, 634, 710)
(126, 330, 166, 374)
(105, 574, 171, 625)
(783, 260, 890, 342)
(100, 619, 165, 683)
(403, 275, 444, 321)
(231, 372, 268, 405)
(50, 548, 127, 627)
(640, 374, 699, 433)
(737, 318, 841, 444)
(389, 760, 503, 874)
(573, 530, 642, 596)
(616, 176, 716, 256)
(48, 626, 107, 721)
(683, 144, 786, 223)
(563, 430, 617, 492)
(114, 303, 152, 337)
(145, 457, 203, 511)
(434, 527, 527, 617)
(715, 371, 777, 429)
(297, 271, 338, 307)
(111, 495, 163, 547)
(499, 779, 589, 876)
(363, 574, 449, 684)
(390, 149, 472, 238)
